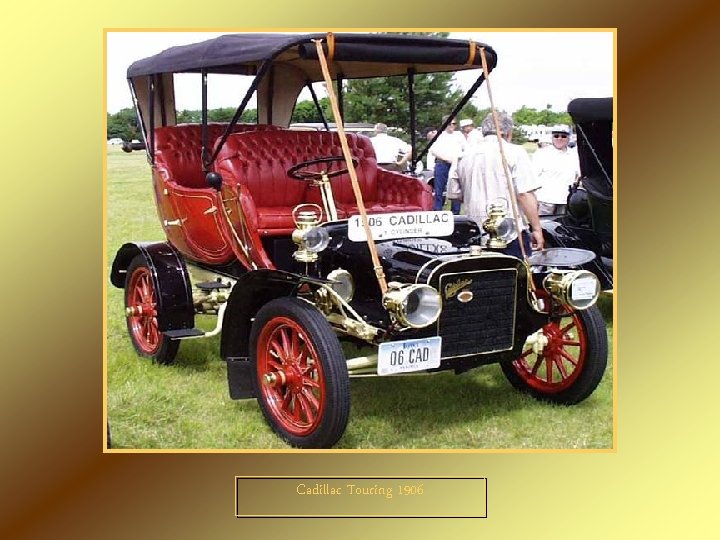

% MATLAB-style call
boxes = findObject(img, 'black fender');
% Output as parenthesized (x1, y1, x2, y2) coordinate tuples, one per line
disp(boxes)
(540, 220, 613, 290)
(110, 242, 194, 332)
(220, 269, 324, 360)
(222, 269, 325, 400)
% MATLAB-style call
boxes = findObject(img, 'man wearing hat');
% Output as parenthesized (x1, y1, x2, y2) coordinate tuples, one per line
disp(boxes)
(459, 118, 482, 146)
(532, 124, 580, 216)
(429, 115, 466, 214)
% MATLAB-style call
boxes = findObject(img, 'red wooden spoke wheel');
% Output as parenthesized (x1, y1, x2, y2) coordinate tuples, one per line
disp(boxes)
(502, 304, 608, 405)
(250, 297, 350, 448)
(123, 255, 178, 364)
(256, 316, 325, 436)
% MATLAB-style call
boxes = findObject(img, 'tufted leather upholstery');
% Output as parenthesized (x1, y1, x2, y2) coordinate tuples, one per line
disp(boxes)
(153, 123, 281, 189)
(215, 130, 432, 236)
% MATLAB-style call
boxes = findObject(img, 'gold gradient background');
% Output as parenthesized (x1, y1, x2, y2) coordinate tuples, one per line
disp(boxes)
(2, 2, 718, 537)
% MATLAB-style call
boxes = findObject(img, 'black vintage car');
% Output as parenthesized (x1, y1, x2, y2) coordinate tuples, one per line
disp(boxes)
(109, 32, 609, 448)
(541, 97, 614, 290)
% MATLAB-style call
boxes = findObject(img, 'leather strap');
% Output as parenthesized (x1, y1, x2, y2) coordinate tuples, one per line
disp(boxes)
(326, 32, 336, 63)
(466, 39, 477, 66)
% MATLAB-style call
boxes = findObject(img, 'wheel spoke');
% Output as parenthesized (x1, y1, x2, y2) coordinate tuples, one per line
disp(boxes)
(530, 355, 543, 376)
(559, 349, 578, 367)
(519, 347, 533, 359)
(142, 318, 152, 340)
(559, 320, 576, 335)
(279, 328, 292, 360)
(267, 358, 283, 372)
(297, 341, 309, 366)
(300, 387, 320, 411)
(544, 356, 554, 383)
(140, 275, 151, 302)
(290, 329, 300, 362)
(561, 339, 581, 346)
(291, 396, 302, 422)
(269, 340, 285, 362)
(147, 320, 157, 346)
(553, 355, 569, 379)
(302, 375, 320, 389)
(295, 392, 315, 425)
(281, 390, 292, 411)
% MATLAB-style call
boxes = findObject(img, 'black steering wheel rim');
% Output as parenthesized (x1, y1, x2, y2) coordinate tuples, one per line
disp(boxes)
(287, 155, 359, 181)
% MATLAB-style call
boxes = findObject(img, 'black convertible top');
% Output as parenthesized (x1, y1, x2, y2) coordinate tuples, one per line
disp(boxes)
(127, 32, 497, 79)
(568, 97, 613, 124)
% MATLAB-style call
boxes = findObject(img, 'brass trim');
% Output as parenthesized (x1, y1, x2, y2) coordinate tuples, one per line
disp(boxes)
(314, 284, 381, 343)
(424, 252, 517, 285)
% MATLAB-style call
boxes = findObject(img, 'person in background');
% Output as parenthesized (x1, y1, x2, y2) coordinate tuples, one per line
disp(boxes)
(370, 122, 411, 172)
(459, 118, 482, 146)
(455, 111, 544, 258)
(532, 124, 580, 215)
(430, 116, 465, 214)
(424, 128, 437, 172)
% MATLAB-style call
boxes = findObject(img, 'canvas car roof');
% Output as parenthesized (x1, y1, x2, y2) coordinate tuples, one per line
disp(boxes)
(127, 32, 497, 80)
(568, 97, 613, 124)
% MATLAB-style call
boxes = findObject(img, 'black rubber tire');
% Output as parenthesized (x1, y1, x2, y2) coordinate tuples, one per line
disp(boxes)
(124, 255, 179, 365)
(501, 305, 608, 405)
(250, 297, 350, 448)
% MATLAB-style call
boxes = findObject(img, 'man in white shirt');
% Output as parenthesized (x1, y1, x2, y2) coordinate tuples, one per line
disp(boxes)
(370, 123, 411, 172)
(459, 118, 482, 147)
(532, 124, 580, 215)
(455, 112, 544, 258)
(430, 116, 465, 214)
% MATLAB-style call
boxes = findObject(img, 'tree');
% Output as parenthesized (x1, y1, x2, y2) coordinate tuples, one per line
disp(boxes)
(291, 97, 331, 123)
(107, 108, 140, 141)
(343, 32, 473, 139)
(512, 105, 572, 127)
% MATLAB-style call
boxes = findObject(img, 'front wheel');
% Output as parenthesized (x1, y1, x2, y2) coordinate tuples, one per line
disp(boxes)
(250, 297, 350, 448)
(501, 305, 608, 404)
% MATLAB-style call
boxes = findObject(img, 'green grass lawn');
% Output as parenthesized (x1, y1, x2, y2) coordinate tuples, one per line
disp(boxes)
(105, 145, 614, 450)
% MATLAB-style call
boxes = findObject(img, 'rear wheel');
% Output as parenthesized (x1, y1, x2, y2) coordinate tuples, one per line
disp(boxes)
(250, 297, 350, 448)
(502, 305, 607, 404)
(124, 255, 179, 364)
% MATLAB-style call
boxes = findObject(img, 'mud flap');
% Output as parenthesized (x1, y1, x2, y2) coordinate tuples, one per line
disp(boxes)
(226, 357, 256, 399)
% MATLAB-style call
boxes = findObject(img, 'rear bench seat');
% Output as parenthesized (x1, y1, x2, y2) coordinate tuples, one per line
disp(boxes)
(214, 130, 432, 236)
(153, 123, 281, 189)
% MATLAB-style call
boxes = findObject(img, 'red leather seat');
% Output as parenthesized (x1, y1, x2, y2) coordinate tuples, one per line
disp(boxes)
(215, 130, 432, 236)
(154, 123, 281, 189)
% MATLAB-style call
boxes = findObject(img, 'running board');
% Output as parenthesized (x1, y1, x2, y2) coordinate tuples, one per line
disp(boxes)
(163, 302, 228, 340)
(164, 328, 205, 339)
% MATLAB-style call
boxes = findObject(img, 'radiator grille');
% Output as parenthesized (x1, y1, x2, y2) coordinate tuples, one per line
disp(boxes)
(437, 269, 517, 358)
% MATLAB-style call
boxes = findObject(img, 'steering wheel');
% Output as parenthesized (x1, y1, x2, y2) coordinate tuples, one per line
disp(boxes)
(287, 156, 359, 182)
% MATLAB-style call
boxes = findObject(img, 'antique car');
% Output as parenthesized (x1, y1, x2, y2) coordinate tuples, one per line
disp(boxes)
(109, 32, 609, 448)
(541, 97, 614, 290)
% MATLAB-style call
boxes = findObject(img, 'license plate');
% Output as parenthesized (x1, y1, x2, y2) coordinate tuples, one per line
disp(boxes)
(377, 336, 442, 376)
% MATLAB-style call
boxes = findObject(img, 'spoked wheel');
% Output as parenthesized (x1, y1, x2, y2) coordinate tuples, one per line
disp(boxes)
(123, 255, 178, 364)
(250, 297, 350, 448)
(501, 305, 607, 404)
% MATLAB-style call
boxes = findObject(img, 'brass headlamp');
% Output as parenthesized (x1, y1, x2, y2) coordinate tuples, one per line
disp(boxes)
(543, 269, 600, 310)
(382, 282, 442, 329)
(291, 204, 330, 263)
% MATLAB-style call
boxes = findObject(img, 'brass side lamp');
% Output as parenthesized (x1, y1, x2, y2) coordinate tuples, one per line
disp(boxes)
(291, 204, 330, 263)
